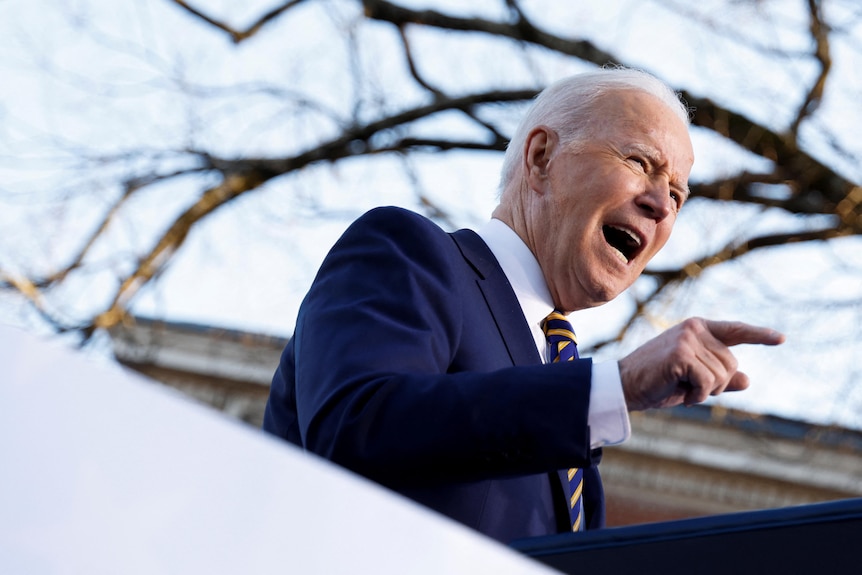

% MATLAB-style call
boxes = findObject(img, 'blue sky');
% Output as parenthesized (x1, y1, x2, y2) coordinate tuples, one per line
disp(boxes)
(1, 0, 860, 429)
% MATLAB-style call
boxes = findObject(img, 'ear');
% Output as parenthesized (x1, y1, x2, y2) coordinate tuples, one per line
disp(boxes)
(523, 126, 558, 194)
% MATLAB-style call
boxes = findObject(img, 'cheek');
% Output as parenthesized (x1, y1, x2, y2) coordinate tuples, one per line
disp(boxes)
(650, 222, 675, 256)
(658, 217, 676, 242)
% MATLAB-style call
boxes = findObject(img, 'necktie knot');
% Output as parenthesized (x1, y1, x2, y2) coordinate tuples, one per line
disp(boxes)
(542, 309, 578, 363)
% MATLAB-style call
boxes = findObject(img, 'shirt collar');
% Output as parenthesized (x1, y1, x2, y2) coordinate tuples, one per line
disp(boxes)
(477, 218, 556, 357)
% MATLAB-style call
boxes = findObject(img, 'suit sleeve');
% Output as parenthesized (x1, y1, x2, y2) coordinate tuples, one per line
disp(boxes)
(292, 208, 596, 487)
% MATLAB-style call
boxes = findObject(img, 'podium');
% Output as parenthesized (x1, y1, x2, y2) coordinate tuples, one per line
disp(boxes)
(0, 325, 555, 575)
(513, 497, 862, 574)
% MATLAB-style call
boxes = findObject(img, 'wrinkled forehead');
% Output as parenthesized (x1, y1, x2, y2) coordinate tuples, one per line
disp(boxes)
(589, 89, 687, 130)
(603, 90, 694, 161)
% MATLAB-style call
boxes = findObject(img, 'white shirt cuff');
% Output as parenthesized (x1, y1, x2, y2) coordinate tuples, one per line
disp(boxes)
(587, 361, 631, 448)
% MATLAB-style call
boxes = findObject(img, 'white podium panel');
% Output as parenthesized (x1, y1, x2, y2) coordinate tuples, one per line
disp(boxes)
(0, 326, 555, 574)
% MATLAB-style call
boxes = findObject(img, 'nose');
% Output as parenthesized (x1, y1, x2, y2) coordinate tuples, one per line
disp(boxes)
(637, 178, 672, 221)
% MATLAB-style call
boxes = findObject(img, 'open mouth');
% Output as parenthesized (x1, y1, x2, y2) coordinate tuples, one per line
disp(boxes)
(602, 225, 642, 263)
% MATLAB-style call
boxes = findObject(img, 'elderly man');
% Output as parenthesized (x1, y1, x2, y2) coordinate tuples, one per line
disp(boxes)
(263, 68, 784, 543)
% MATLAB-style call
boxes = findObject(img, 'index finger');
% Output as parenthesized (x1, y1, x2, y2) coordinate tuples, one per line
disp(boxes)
(705, 320, 786, 347)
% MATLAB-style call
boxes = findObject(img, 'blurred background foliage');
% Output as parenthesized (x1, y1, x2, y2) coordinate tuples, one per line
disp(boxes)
(0, 0, 860, 426)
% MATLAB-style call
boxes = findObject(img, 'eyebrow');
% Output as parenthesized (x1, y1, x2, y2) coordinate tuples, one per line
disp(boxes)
(628, 143, 691, 199)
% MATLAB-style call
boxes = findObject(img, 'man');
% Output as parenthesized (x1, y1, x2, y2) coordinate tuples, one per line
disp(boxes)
(263, 68, 784, 543)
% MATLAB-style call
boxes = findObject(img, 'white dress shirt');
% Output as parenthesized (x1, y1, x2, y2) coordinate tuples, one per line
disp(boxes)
(477, 218, 631, 448)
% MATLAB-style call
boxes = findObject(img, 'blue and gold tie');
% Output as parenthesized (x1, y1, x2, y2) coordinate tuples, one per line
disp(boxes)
(542, 309, 585, 532)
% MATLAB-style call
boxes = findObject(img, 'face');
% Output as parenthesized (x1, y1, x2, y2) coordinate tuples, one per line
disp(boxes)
(526, 89, 694, 311)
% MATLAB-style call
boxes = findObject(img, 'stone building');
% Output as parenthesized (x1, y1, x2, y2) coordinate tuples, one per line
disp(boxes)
(109, 316, 862, 527)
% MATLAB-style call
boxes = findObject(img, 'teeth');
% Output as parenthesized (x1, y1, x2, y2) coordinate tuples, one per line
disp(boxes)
(603, 224, 642, 264)
(609, 225, 641, 247)
(610, 246, 628, 264)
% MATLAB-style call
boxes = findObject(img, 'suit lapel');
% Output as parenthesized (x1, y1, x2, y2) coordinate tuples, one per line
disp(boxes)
(450, 228, 540, 367)
(452, 228, 583, 531)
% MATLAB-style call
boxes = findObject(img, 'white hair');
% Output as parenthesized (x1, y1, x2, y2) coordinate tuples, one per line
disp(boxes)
(499, 68, 690, 190)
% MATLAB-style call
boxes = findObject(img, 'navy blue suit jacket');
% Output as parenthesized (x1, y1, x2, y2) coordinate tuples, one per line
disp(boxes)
(263, 206, 604, 543)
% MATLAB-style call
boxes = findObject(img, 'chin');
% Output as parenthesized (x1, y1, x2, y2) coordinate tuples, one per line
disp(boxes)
(586, 281, 630, 308)
(572, 287, 622, 310)
(567, 268, 632, 310)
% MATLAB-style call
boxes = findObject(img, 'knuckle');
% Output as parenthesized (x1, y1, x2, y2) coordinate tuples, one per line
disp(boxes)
(680, 317, 702, 332)
(679, 317, 708, 341)
(728, 354, 738, 372)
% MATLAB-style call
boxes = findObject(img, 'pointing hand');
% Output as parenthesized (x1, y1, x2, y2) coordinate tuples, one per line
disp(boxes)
(619, 318, 785, 411)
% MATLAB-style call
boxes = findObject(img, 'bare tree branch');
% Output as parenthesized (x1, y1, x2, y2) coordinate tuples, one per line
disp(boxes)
(790, 0, 832, 136)
(362, 0, 619, 65)
(89, 168, 272, 336)
(0, 269, 77, 334)
(169, 0, 307, 43)
(646, 226, 853, 285)
(5, 0, 861, 362)
(364, 0, 860, 234)
(397, 26, 443, 97)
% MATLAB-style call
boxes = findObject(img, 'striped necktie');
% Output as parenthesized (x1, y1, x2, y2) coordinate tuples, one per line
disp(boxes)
(542, 309, 585, 532)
